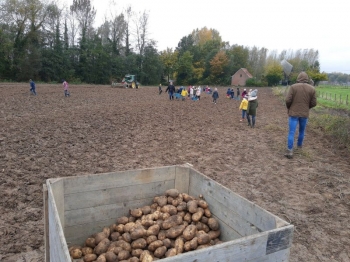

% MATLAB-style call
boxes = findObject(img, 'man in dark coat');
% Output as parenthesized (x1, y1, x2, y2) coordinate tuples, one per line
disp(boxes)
(166, 82, 175, 100)
(284, 72, 317, 159)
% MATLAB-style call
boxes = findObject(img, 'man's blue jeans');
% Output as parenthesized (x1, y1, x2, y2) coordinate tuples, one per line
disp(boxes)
(288, 116, 308, 150)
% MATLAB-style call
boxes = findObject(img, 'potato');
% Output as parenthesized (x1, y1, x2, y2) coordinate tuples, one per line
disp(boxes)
(70, 247, 82, 259)
(83, 253, 97, 262)
(161, 212, 170, 220)
(103, 227, 111, 237)
(122, 232, 131, 243)
(95, 232, 108, 245)
(107, 245, 121, 254)
(177, 211, 185, 218)
(165, 248, 177, 257)
(130, 226, 147, 240)
(110, 232, 120, 241)
(148, 240, 163, 252)
(115, 240, 131, 251)
(140, 250, 153, 262)
(184, 241, 192, 252)
(165, 188, 180, 198)
(157, 230, 167, 240)
(154, 246, 167, 258)
(162, 238, 172, 248)
(118, 250, 131, 261)
(141, 205, 152, 215)
(176, 201, 187, 212)
(162, 215, 183, 230)
(115, 224, 125, 234)
(124, 222, 136, 232)
(81, 247, 93, 256)
(147, 224, 160, 236)
(165, 224, 186, 239)
(141, 218, 155, 227)
(167, 196, 174, 204)
(85, 238, 96, 248)
(189, 237, 198, 250)
(105, 251, 118, 262)
(184, 212, 192, 222)
(94, 238, 110, 255)
(129, 257, 140, 262)
(131, 238, 147, 249)
(197, 244, 211, 250)
(182, 193, 194, 202)
(171, 199, 179, 207)
(146, 235, 158, 245)
(204, 208, 211, 218)
(174, 237, 184, 254)
(96, 254, 106, 262)
(130, 208, 143, 218)
(132, 248, 143, 258)
(196, 231, 210, 245)
(116, 216, 129, 225)
(198, 199, 208, 209)
(183, 225, 197, 241)
(129, 216, 136, 222)
(187, 200, 199, 213)
(192, 207, 204, 222)
(154, 196, 168, 207)
(208, 217, 220, 230)
(161, 205, 177, 215)
(200, 216, 209, 224)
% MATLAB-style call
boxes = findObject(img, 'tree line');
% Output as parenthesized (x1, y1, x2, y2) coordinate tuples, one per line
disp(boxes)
(0, 0, 327, 86)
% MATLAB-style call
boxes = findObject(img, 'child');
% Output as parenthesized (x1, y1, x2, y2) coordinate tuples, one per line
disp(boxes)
(212, 88, 219, 104)
(63, 80, 70, 97)
(181, 88, 188, 101)
(236, 87, 240, 100)
(239, 95, 248, 122)
(247, 89, 258, 128)
(196, 86, 201, 100)
(226, 88, 231, 98)
(230, 88, 235, 99)
(29, 79, 36, 95)
(159, 84, 162, 95)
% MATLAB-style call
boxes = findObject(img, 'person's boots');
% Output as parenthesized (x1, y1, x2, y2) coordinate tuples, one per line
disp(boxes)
(247, 117, 251, 127)
(284, 149, 293, 159)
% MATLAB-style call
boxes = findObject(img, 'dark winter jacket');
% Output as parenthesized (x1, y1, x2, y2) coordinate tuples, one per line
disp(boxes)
(166, 84, 175, 93)
(285, 72, 317, 118)
(247, 99, 258, 116)
(212, 90, 219, 99)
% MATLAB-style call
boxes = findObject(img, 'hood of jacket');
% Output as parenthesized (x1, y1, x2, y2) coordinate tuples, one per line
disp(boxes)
(296, 72, 309, 83)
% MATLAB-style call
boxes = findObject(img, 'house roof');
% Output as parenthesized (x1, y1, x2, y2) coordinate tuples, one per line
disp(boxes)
(232, 68, 253, 78)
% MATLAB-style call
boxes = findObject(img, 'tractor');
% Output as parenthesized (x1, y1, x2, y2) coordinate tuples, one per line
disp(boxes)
(111, 74, 140, 88)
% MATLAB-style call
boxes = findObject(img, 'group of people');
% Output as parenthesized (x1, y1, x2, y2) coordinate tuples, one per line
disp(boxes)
(160, 72, 318, 159)
(29, 79, 70, 97)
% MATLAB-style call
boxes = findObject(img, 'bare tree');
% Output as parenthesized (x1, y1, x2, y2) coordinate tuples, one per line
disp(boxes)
(70, 0, 96, 39)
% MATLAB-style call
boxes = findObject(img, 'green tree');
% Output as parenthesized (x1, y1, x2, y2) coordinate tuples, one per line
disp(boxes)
(265, 63, 283, 86)
(160, 48, 178, 83)
(140, 42, 162, 85)
(176, 51, 193, 85)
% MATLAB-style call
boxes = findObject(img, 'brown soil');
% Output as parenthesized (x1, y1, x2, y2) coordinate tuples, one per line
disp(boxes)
(0, 84, 349, 262)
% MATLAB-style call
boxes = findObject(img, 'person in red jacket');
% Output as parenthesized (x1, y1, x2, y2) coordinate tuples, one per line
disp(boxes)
(284, 72, 317, 159)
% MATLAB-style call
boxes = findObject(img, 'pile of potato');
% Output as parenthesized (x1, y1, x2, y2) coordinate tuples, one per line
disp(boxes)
(69, 189, 222, 262)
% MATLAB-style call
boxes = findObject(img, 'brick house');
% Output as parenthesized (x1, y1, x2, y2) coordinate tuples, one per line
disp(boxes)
(231, 68, 253, 86)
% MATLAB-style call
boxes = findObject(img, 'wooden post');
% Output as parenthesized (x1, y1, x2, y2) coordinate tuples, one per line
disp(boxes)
(43, 184, 50, 262)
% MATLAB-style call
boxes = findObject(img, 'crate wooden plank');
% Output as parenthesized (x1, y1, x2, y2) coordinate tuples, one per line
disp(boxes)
(65, 197, 154, 227)
(48, 178, 65, 230)
(188, 169, 288, 231)
(64, 180, 174, 211)
(63, 166, 176, 194)
(210, 214, 242, 241)
(43, 184, 50, 262)
(248, 247, 291, 262)
(174, 165, 190, 194)
(47, 185, 70, 262)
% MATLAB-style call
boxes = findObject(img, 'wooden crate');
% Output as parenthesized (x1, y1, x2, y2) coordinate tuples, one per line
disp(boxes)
(43, 164, 293, 262)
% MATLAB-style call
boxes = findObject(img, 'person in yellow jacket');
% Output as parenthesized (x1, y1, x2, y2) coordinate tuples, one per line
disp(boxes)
(181, 88, 188, 101)
(239, 95, 248, 121)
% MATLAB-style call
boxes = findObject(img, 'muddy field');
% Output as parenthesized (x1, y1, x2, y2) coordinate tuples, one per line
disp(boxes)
(0, 83, 349, 262)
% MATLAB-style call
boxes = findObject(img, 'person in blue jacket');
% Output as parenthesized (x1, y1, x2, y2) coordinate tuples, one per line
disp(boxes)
(29, 79, 36, 95)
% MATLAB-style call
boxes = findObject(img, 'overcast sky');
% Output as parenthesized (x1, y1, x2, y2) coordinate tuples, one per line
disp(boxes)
(64, 0, 350, 74)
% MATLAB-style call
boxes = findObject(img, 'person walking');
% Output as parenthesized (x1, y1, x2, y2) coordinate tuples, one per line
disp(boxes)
(212, 88, 219, 104)
(236, 87, 240, 100)
(63, 79, 70, 97)
(241, 88, 247, 98)
(181, 87, 188, 101)
(247, 89, 258, 128)
(29, 79, 36, 95)
(158, 84, 162, 95)
(166, 82, 175, 100)
(284, 72, 317, 159)
(239, 95, 248, 122)
(196, 86, 201, 100)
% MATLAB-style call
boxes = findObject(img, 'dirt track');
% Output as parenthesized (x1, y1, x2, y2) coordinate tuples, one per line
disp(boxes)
(0, 84, 349, 261)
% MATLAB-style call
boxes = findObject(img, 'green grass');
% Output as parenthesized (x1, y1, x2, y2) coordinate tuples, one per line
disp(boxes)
(316, 85, 350, 109)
